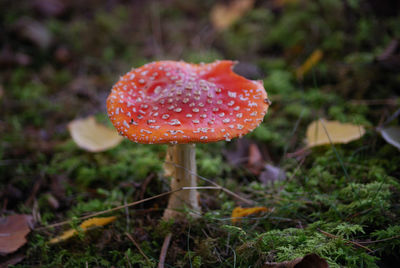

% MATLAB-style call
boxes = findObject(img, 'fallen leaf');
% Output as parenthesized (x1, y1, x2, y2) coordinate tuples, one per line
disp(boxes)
(259, 164, 286, 184)
(296, 49, 323, 80)
(378, 126, 400, 150)
(306, 119, 365, 148)
(264, 253, 329, 268)
(49, 216, 117, 244)
(210, 0, 255, 31)
(79, 216, 116, 229)
(247, 143, 264, 175)
(68, 116, 123, 152)
(0, 215, 33, 255)
(231, 207, 268, 223)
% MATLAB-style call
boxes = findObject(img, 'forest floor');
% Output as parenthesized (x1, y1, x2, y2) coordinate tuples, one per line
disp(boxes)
(1, 0, 400, 267)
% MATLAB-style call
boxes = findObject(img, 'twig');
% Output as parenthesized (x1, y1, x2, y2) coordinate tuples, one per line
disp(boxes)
(281, 156, 305, 186)
(285, 147, 311, 158)
(350, 99, 398, 106)
(35, 186, 220, 231)
(124, 198, 130, 231)
(125, 232, 151, 264)
(25, 178, 42, 206)
(140, 173, 155, 201)
(164, 160, 254, 205)
(357, 235, 400, 244)
(318, 229, 373, 253)
(382, 107, 400, 127)
(158, 232, 172, 268)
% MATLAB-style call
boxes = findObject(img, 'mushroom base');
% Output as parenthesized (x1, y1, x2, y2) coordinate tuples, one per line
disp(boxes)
(163, 143, 201, 220)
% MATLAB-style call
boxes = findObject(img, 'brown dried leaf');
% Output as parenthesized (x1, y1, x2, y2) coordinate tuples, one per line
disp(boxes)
(306, 119, 365, 148)
(68, 116, 123, 152)
(0, 215, 33, 256)
(247, 143, 264, 175)
(210, 0, 255, 31)
(264, 253, 329, 268)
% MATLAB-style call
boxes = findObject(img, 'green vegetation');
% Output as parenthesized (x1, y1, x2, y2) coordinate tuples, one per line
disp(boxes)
(0, 0, 399, 267)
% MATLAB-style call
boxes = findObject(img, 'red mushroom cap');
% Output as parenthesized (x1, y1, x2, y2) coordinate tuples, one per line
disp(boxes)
(107, 60, 269, 144)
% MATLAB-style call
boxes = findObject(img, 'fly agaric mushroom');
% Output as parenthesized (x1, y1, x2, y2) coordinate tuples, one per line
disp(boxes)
(107, 60, 270, 220)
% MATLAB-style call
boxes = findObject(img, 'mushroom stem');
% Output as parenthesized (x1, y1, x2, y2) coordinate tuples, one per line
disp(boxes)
(163, 143, 200, 220)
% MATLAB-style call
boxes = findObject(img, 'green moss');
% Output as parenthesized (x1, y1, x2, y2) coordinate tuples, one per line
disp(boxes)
(264, 70, 295, 95)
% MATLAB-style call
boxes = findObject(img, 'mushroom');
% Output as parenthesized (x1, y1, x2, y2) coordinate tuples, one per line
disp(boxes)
(107, 60, 270, 220)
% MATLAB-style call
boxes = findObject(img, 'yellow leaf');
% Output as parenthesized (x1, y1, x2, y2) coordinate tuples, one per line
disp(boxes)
(49, 216, 117, 244)
(80, 216, 117, 229)
(49, 229, 76, 244)
(296, 49, 323, 80)
(210, 0, 255, 31)
(306, 119, 365, 148)
(68, 116, 123, 152)
(231, 206, 268, 223)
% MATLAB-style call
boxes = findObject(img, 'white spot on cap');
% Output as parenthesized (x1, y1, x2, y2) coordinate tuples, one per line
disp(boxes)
(169, 119, 181, 126)
(123, 120, 130, 128)
(228, 91, 236, 98)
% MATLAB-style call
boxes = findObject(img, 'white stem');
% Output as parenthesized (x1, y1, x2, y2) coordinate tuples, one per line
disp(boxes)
(163, 143, 200, 220)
